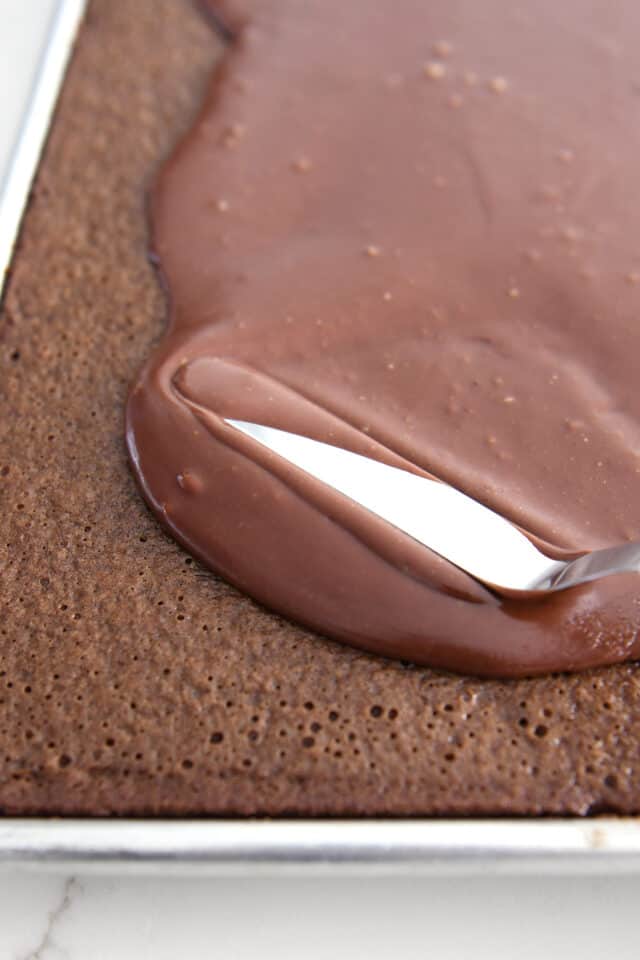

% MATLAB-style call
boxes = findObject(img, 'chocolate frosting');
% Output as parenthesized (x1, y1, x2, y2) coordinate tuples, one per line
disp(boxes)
(126, 0, 640, 677)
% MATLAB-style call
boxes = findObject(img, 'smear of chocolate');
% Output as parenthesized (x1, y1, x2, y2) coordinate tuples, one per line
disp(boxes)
(126, 0, 640, 677)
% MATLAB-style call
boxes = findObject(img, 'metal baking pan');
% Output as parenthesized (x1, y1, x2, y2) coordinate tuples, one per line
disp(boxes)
(2, 819, 640, 875)
(2, 0, 640, 875)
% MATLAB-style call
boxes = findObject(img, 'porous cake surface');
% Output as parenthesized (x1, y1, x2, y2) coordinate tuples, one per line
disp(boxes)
(0, 0, 639, 815)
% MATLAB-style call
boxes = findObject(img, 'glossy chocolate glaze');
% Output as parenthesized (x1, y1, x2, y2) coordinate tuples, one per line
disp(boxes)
(126, 0, 640, 677)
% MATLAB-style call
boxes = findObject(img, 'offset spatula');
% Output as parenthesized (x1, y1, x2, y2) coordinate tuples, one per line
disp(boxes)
(227, 419, 640, 596)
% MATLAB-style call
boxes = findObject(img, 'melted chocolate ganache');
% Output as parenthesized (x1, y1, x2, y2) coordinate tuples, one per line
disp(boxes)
(126, 0, 640, 678)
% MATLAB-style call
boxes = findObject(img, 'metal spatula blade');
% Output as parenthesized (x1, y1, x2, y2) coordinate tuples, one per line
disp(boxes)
(226, 418, 640, 596)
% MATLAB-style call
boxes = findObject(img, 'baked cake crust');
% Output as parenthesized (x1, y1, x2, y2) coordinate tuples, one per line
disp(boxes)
(1, 0, 639, 815)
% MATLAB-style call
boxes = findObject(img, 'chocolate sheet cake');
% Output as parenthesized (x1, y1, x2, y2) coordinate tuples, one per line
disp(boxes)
(1, 0, 640, 815)
(129, 0, 640, 678)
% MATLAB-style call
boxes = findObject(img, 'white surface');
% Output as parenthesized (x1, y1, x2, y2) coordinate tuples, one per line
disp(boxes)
(0, 871, 638, 959)
(0, 2, 637, 958)
(0, 0, 57, 182)
(0, 0, 85, 293)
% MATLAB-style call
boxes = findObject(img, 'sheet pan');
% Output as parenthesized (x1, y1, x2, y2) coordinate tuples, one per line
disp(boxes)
(1, 0, 639, 875)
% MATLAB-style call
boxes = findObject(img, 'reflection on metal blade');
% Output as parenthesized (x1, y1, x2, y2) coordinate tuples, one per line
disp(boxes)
(226, 418, 562, 592)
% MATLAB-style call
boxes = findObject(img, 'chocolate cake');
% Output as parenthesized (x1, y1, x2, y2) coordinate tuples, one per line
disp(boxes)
(129, 0, 640, 679)
(1, 0, 640, 815)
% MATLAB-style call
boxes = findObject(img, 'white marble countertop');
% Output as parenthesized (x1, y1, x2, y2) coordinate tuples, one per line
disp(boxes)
(0, 0, 72, 287)
(0, 0, 55, 184)
(1, 868, 640, 959)
(1, 3, 638, 957)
